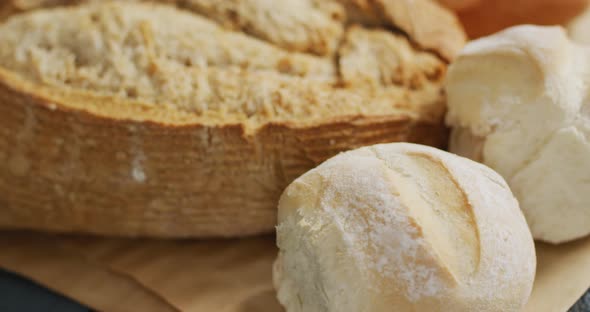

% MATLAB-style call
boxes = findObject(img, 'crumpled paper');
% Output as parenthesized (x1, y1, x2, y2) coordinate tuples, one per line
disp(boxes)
(0, 231, 588, 312)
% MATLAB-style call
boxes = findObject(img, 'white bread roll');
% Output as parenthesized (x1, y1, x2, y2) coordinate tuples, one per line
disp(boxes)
(273, 143, 535, 312)
(446, 25, 590, 244)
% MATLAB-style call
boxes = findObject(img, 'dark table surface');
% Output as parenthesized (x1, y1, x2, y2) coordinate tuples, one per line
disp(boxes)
(0, 269, 588, 312)
(0, 270, 88, 312)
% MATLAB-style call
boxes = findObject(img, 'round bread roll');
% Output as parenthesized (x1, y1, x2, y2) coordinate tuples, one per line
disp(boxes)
(273, 143, 536, 312)
(446, 25, 590, 244)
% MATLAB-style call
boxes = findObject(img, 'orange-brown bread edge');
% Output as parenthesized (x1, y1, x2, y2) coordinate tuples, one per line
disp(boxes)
(0, 76, 447, 237)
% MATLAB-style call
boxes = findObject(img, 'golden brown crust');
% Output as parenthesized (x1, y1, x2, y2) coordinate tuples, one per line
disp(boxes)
(0, 1, 455, 237)
(0, 76, 447, 237)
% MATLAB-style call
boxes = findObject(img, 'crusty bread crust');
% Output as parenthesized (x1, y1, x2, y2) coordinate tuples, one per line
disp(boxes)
(0, 73, 446, 237)
(0, 1, 461, 237)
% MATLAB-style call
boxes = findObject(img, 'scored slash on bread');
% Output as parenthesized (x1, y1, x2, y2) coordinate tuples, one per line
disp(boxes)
(0, 0, 465, 237)
(274, 143, 536, 311)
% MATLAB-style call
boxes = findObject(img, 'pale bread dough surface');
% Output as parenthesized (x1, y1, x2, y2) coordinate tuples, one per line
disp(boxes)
(274, 143, 536, 311)
(446, 25, 590, 243)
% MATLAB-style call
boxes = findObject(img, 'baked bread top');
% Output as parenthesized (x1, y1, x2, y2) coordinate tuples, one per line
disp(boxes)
(1, 0, 465, 59)
(274, 143, 535, 311)
(0, 0, 465, 132)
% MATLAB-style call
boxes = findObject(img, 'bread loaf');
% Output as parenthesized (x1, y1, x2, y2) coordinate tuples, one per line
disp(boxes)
(438, 0, 588, 38)
(446, 25, 590, 243)
(0, 1, 464, 237)
(273, 143, 536, 312)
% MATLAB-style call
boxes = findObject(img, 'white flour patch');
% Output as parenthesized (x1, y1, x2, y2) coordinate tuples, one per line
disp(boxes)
(131, 156, 147, 183)
(129, 125, 147, 183)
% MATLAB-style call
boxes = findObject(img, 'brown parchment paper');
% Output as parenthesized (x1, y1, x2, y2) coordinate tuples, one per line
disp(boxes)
(0, 232, 176, 312)
(0, 231, 589, 312)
